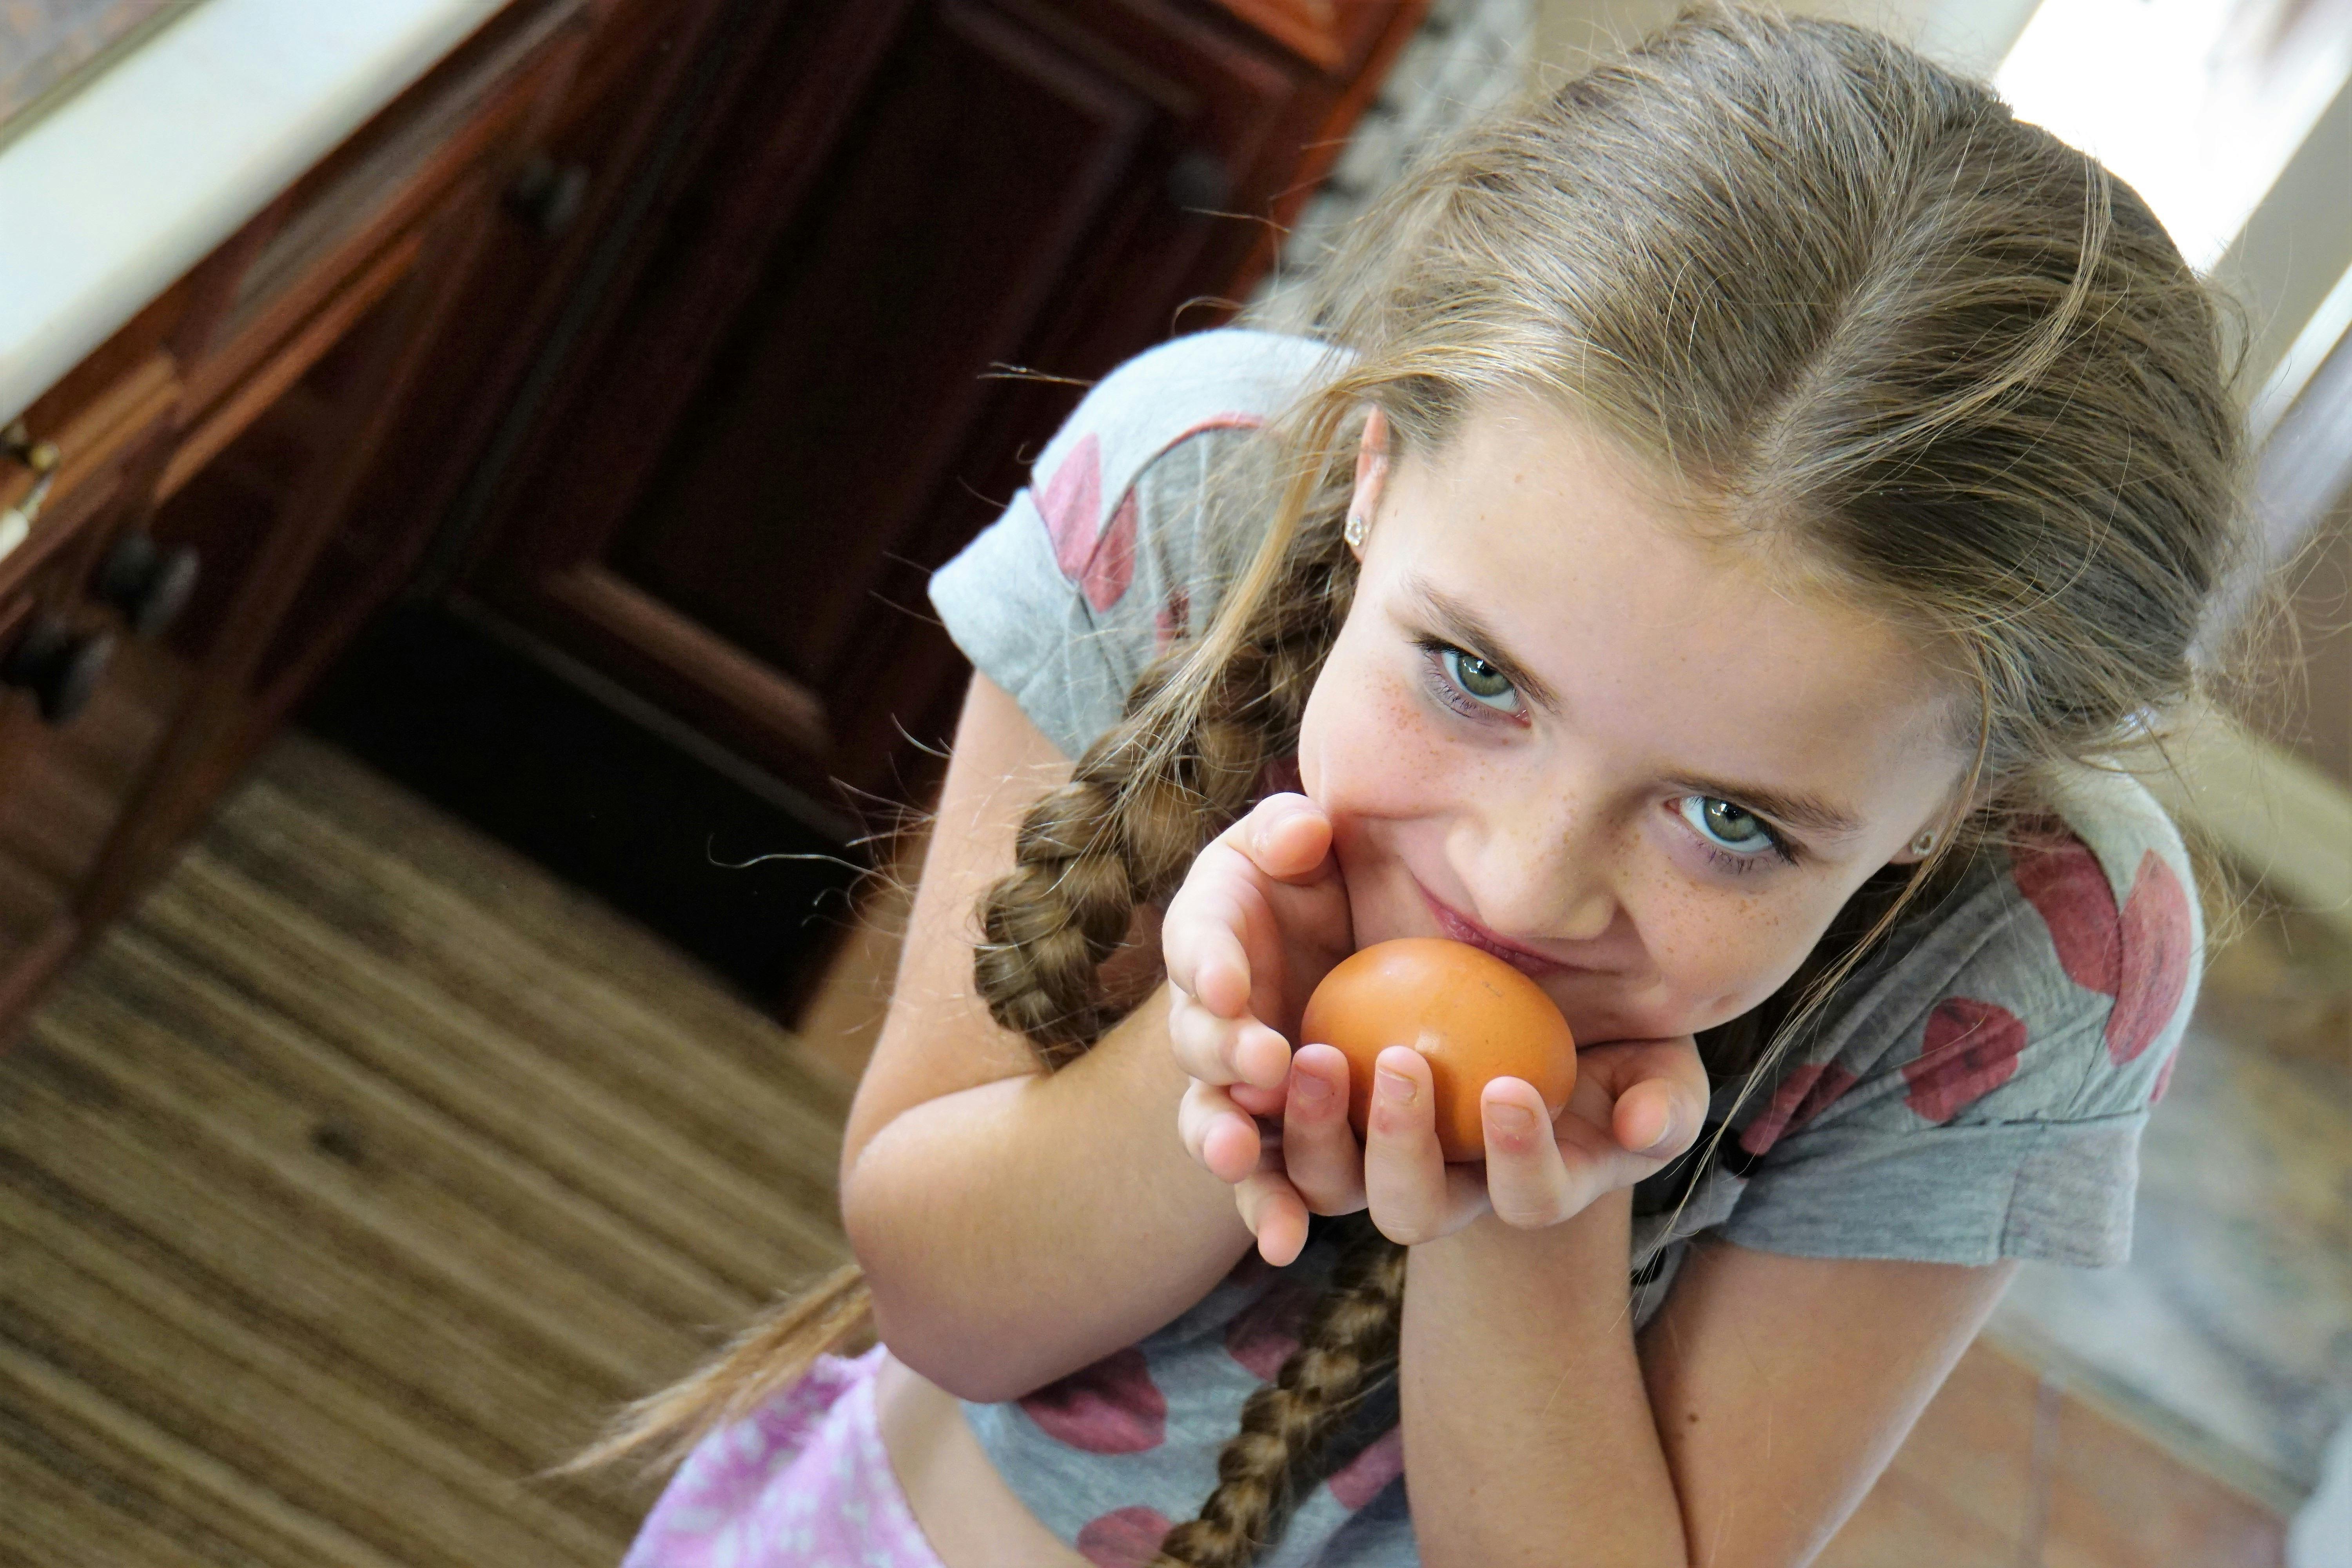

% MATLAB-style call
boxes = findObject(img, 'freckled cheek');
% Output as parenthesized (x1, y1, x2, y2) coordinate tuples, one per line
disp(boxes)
(1298, 659, 1456, 818)
(1639, 893, 1821, 1025)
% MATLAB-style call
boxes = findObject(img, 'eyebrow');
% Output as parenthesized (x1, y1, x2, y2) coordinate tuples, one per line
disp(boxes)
(1399, 574, 1866, 840)
(1401, 575, 1565, 717)
(1666, 775, 1865, 839)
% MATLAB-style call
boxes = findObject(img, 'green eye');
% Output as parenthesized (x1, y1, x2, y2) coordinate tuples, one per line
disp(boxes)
(1682, 795, 1775, 855)
(1442, 648, 1517, 709)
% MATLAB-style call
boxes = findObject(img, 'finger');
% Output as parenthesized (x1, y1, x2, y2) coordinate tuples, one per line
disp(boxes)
(1234, 793, 1337, 885)
(1577, 1038, 1709, 1162)
(1612, 1077, 1683, 1158)
(1236, 1171, 1310, 1267)
(1180, 1080, 1261, 1184)
(1360, 1046, 1452, 1244)
(1479, 1076, 1582, 1229)
(1168, 989, 1293, 1091)
(1161, 869, 1260, 1018)
(1280, 1044, 1367, 1216)
(1230, 1082, 1289, 1120)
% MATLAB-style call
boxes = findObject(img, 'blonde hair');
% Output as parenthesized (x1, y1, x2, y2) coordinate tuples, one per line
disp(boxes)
(577, 7, 2248, 1560)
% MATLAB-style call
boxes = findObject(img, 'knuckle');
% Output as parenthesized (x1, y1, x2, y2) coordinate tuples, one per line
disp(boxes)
(1492, 1192, 1559, 1229)
(1374, 1213, 1433, 1247)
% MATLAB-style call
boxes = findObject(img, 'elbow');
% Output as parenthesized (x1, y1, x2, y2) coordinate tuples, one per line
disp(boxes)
(863, 1289, 1042, 1405)
(840, 1164, 1038, 1405)
(853, 1245, 1042, 1403)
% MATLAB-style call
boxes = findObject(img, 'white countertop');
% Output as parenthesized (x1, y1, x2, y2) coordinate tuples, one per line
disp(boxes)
(0, 0, 501, 423)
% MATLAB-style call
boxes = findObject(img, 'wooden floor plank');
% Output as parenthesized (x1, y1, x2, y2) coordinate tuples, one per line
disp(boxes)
(0, 1339, 410, 1568)
(154, 825, 849, 1181)
(0, 736, 851, 1561)
(61, 931, 759, 1330)
(1867, 1338, 2043, 1545)
(134, 857, 849, 1289)
(0, 1207, 624, 1566)
(1817, 1461, 2024, 1568)
(0, 1067, 642, 1456)
(218, 761, 856, 1109)
(0, 1424, 240, 1568)
(22, 1000, 695, 1392)
(247, 735, 850, 1088)
(2043, 1384, 2289, 1568)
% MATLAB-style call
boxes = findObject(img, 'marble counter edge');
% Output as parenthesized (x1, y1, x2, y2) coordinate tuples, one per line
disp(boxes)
(0, 0, 506, 425)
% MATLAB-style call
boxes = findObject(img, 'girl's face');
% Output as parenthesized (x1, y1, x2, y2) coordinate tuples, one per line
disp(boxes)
(1296, 399, 1971, 1045)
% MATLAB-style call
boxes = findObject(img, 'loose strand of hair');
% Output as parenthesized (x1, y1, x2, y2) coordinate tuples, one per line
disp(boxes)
(553, 1264, 873, 1482)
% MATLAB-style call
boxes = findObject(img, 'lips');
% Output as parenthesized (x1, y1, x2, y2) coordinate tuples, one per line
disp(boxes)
(1417, 885, 1575, 979)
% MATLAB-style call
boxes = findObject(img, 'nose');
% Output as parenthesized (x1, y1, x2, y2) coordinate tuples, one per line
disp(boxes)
(1453, 777, 1620, 946)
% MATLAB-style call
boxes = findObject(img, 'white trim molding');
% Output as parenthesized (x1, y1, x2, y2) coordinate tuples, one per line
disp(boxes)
(2146, 710, 2352, 940)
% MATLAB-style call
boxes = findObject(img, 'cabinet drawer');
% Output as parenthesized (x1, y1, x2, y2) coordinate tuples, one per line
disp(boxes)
(180, 0, 590, 419)
(0, 352, 180, 603)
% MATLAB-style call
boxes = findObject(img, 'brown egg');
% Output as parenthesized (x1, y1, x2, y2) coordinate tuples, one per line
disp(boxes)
(1298, 937, 1578, 1162)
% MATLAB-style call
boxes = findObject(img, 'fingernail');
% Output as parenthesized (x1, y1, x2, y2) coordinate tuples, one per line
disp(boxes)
(1637, 1112, 1678, 1154)
(1376, 1067, 1416, 1104)
(1486, 1101, 1536, 1135)
(1295, 1072, 1333, 1104)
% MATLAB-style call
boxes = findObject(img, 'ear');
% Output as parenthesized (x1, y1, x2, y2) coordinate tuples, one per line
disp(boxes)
(1348, 406, 1391, 559)
(1886, 831, 1935, 866)
(1887, 789, 1980, 866)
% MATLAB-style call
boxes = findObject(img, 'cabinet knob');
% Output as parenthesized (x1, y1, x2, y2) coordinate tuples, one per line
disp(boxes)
(4, 613, 114, 725)
(506, 154, 592, 237)
(95, 533, 201, 636)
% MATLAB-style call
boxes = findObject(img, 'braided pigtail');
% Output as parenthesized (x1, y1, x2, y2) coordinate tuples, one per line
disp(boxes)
(974, 404, 1362, 1067)
(1152, 1220, 1410, 1568)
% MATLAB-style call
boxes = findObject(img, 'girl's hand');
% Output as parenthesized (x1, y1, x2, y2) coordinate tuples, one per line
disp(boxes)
(1312, 1033, 1710, 1246)
(1163, 793, 1354, 1263)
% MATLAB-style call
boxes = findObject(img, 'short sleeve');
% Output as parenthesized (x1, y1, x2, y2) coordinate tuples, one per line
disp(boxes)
(927, 329, 1344, 759)
(1713, 771, 2201, 1269)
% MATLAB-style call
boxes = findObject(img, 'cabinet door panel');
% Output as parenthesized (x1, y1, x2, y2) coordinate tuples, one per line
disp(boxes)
(468, 0, 1408, 814)
(611, 0, 1153, 699)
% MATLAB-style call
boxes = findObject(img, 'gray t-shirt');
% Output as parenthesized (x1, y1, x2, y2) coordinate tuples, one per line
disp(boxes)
(926, 328, 2200, 1566)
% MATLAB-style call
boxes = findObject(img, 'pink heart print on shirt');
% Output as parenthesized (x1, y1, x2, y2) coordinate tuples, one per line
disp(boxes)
(1739, 1060, 1860, 1156)
(2012, 833, 2194, 1085)
(2013, 833, 2122, 993)
(1903, 996, 2029, 1123)
(1224, 1279, 1318, 1382)
(2105, 851, 2193, 1065)
(1327, 1426, 1406, 1509)
(1018, 1345, 1167, 1453)
(1036, 434, 1137, 612)
(1036, 413, 1272, 614)
(1077, 1505, 1174, 1568)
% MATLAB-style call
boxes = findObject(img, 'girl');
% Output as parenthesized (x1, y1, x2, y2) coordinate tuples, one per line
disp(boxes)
(600, 7, 2243, 1564)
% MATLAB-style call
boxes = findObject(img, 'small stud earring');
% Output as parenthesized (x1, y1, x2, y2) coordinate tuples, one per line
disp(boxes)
(1344, 511, 1368, 548)
(1910, 830, 1937, 857)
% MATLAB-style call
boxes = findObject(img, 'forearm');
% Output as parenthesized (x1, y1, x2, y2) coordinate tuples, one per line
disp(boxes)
(1400, 1191, 1689, 1568)
(842, 1003, 1254, 1402)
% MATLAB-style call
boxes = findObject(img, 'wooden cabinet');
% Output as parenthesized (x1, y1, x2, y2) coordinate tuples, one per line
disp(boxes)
(0, 324, 184, 1016)
(0, 0, 615, 1025)
(0, 0, 1419, 1035)
(450, 0, 1423, 815)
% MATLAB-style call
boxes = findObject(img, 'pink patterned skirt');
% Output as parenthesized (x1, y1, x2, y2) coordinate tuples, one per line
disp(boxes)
(622, 1346, 949, 1568)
